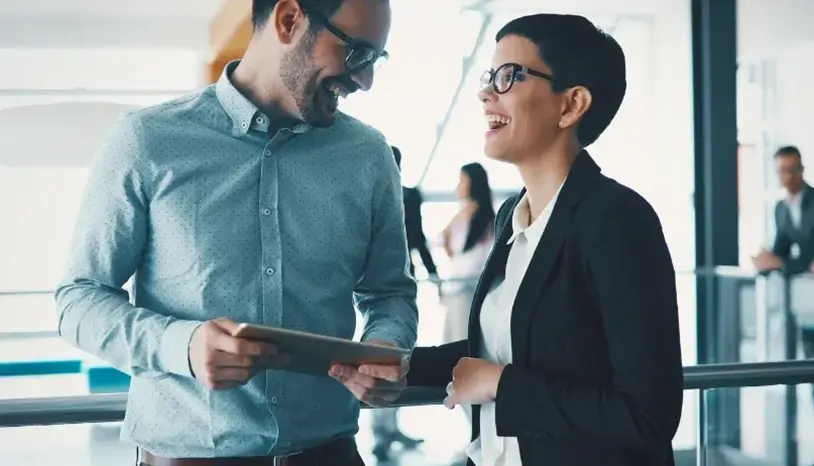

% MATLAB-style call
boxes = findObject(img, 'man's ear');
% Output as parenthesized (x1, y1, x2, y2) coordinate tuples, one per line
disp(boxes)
(270, 0, 309, 46)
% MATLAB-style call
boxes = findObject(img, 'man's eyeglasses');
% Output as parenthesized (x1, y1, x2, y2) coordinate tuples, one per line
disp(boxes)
(300, 3, 389, 73)
(480, 63, 553, 94)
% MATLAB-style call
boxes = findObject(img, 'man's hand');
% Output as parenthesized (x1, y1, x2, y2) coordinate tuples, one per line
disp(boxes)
(443, 357, 504, 409)
(188, 318, 287, 390)
(329, 339, 409, 407)
(752, 250, 783, 272)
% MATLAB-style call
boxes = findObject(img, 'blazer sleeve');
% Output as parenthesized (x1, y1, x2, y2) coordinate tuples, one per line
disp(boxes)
(408, 340, 468, 387)
(493, 190, 684, 449)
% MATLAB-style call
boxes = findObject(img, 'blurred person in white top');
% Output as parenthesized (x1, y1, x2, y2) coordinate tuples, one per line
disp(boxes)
(440, 162, 496, 343)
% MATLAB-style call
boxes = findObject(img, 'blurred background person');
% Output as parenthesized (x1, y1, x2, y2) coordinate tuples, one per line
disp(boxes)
(440, 162, 495, 343)
(396, 146, 439, 279)
(369, 146, 427, 463)
(752, 145, 814, 402)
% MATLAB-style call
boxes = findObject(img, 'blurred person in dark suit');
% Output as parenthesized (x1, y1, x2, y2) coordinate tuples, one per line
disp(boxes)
(395, 146, 439, 278)
(752, 145, 814, 400)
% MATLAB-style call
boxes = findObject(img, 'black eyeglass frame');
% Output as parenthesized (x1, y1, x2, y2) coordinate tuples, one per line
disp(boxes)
(481, 62, 553, 94)
(299, 2, 389, 73)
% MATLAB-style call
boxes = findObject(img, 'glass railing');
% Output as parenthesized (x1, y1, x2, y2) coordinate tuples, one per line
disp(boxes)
(2, 271, 814, 465)
(0, 360, 812, 465)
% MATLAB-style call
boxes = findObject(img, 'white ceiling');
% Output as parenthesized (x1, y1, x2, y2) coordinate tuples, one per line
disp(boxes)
(0, 0, 225, 20)
(0, 0, 225, 49)
(0, 0, 812, 58)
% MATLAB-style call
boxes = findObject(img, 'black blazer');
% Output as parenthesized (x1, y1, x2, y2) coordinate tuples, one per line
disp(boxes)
(772, 184, 814, 275)
(409, 151, 683, 466)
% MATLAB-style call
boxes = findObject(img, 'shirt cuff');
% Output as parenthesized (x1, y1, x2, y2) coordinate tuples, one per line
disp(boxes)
(159, 320, 204, 378)
(362, 330, 411, 351)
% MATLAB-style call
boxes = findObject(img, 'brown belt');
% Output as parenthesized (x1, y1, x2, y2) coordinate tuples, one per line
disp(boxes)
(139, 452, 282, 466)
(139, 437, 353, 466)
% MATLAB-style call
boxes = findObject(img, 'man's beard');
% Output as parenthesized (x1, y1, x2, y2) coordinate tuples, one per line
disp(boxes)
(280, 30, 333, 127)
(280, 30, 359, 127)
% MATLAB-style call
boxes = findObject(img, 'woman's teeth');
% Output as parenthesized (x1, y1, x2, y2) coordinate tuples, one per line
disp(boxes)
(486, 114, 510, 130)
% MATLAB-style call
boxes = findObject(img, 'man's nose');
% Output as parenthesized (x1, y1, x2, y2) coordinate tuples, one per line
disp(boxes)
(351, 67, 375, 92)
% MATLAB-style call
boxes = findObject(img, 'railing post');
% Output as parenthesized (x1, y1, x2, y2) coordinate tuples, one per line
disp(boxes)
(696, 388, 708, 466)
(781, 276, 798, 466)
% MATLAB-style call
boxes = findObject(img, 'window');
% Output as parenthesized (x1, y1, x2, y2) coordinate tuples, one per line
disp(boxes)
(0, 49, 200, 91)
(338, 3, 485, 187)
(0, 49, 197, 335)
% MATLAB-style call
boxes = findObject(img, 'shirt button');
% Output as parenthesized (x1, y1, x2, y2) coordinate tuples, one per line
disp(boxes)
(265, 267, 275, 276)
(240, 121, 248, 129)
(262, 208, 272, 216)
(256, 116, 266, 125)
(271, 397, 278, 404)
(264, 150, 272, 157)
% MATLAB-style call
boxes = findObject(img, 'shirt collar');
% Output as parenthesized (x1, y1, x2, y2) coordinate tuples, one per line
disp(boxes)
(507, 178, 566, 245)
(215, 60, 310, 136)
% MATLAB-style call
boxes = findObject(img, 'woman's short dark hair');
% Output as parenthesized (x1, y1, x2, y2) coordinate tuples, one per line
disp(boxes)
(496, 14, 627, 147)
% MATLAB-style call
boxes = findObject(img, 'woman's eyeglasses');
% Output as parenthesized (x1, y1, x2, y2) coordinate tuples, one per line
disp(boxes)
(480, 63, 553, 94)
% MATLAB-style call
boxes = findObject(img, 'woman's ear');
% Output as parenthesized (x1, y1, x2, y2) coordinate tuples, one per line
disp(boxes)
(558, 86, 592, 130)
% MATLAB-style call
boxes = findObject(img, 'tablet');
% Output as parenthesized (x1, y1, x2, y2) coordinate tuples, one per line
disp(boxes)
(232, 323, 410, 377)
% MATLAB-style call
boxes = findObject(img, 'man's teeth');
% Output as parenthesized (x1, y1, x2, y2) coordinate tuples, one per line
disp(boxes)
(486, 114, 510, 128)
(330, 85, 349, 99)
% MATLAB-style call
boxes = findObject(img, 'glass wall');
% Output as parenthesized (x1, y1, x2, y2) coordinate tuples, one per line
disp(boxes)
(0, 0, 702, 464)
(731, 1, 814, 463)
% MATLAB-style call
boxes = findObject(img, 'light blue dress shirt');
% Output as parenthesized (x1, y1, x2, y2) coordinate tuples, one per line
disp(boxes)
(55, 61, 418, 458)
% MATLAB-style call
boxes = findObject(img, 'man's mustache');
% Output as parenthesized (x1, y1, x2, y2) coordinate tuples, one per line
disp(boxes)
(323, 75, 359, 94)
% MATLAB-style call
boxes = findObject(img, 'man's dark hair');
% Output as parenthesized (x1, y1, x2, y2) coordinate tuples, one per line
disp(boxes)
(774, 145, 802, 160)
(496, 14, 627, 147)
(391, 146, 402, 170)
(252, 0, 345, 30)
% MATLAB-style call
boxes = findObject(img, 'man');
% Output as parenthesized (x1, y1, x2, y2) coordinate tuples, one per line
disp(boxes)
(752, 145, 814, 398)
(55, 1, 417, 465)
(369, 146, 428, 462)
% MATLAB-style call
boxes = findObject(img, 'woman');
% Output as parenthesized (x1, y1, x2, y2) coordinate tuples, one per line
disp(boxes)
(407, 13, 684, 466)
(440, 162, 495, 342)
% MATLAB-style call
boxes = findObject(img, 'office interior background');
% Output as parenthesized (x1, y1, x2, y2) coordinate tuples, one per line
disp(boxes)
(1, 0, 813, 464)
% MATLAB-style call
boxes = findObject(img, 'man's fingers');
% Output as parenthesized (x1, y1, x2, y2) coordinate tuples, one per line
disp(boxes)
(357, 363, 405, 382)
(212, 317, 240, 334)
(340, 379, 402, 406)
(212, 332, 277, 357)
(330, 365, 404, 405)
(209, 351, 254, 368)
(329, 365, 397, 389)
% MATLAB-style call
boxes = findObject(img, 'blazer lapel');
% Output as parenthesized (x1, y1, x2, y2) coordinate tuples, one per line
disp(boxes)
(467, 194, 521, 356)
(510, 151, 601, 367)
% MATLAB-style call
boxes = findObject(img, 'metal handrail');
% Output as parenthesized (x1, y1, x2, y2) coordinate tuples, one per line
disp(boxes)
(1, 359, 812, 429)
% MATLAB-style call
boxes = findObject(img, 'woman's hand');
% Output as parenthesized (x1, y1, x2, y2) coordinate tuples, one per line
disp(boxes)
(443, 357, 505, 409)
